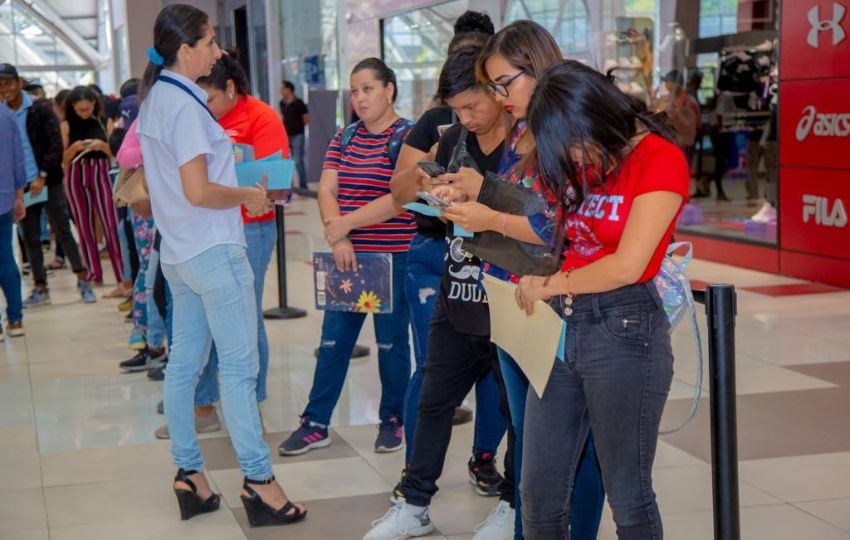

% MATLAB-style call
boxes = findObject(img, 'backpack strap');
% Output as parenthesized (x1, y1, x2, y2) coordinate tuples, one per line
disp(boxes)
(387, 118, 415, 169)
(338, 120, 362, 156)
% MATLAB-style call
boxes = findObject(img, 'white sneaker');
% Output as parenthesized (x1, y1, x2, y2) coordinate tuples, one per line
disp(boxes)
(363, 501, 435, 540)
(751, 202, 777, 224)
(473, 500, 515, 540)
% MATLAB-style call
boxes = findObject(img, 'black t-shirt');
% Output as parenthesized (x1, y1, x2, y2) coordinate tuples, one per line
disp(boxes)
(279, 97, 308, 135)
(435, 123, 504, 336)
(404, 107, 455, 238)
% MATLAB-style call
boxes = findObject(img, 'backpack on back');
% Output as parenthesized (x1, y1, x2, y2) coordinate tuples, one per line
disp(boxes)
(338, 118, 414, 169)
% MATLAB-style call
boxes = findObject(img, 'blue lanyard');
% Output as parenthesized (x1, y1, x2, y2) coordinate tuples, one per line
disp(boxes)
(157, 75, 216, 121)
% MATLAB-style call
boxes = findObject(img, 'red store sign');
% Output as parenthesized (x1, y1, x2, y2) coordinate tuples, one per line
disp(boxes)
(780, 167, 850, 259)
(780, 79, 850, 169)
(781, 0, 850, 80)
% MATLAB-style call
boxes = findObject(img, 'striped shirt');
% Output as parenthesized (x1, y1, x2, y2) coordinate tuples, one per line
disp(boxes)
(323, 119, 415, 252)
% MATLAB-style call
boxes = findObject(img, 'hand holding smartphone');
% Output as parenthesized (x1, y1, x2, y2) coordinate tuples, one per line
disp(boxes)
(417, 161, 446, 178)
(416, 191, 450, 207)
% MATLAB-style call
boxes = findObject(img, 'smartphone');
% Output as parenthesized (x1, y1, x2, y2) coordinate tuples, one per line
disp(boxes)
(417, 191, 450, 207)
(417, 161, 447, 177)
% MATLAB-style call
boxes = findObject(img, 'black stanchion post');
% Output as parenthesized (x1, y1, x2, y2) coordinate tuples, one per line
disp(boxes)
(706, 284, 740, 540)
(264, 205, 307, 320)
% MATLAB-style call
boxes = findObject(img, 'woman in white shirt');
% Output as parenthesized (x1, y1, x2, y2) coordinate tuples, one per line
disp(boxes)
(136, 4, 305, 527)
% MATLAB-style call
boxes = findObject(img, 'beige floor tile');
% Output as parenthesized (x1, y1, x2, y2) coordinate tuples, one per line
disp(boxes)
(0, 426, 38, 451)
(1, 529, 50, 540)
(795, 498, 850, 533)
(740, 452, 850, 502)
(40, 442, 173, 487)
(0, 449, 42, 491)
(0, 488, 47, 534)
(49, 510, 246, 540)
(653, 464, 781, 513)
(674, 364, 836, 395)
(210, 456, 392, 509)
(44, 477, 177, 527)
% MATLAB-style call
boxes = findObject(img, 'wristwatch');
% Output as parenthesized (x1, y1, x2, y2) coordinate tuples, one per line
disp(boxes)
(38, 171, 47, 180)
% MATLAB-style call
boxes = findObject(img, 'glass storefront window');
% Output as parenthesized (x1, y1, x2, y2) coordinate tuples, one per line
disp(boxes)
(381, 0, 469, 121)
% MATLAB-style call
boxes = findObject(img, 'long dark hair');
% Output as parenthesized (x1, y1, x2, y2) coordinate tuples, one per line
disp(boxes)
(139, 4, 210, 102)
(351, 57, 398, 102)
(475, 20, 562, 85)
(197, 48, 250, 95)
(65, 85, 105, 135)
(528, 60, 674, 209)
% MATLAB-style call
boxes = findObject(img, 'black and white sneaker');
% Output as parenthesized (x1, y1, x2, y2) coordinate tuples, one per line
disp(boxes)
(468, 452, 504, 497)
(119, 348, 167, 372)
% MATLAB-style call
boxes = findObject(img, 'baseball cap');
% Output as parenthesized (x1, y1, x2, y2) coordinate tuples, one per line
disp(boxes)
(0, 63, 19, 79)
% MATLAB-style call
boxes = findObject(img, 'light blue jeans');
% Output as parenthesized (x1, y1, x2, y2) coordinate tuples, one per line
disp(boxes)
(290, 132, 308, 188)
(161, 243, 272, 480)
(194, 220, 277, 405)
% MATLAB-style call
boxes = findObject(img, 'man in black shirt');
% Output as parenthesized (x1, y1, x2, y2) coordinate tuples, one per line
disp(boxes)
(280, 80, 310, 188)
(365, 45, 516, 540)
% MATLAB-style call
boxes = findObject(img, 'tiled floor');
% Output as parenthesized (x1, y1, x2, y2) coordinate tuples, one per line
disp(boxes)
(1, 194, 849, 539)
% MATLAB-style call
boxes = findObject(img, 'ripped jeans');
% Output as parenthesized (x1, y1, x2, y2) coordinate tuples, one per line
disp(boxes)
(302, 252, 411, 426)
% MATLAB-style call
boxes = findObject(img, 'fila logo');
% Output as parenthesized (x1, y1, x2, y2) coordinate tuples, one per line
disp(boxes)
(807, 3, 847, 48)
(796, 105, 850, 141)
(802, 194, 848, 228)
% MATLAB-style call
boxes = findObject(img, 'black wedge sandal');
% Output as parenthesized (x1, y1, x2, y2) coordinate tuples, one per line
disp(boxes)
(173, 469, 221, 521)
(241, 475, 307, 527)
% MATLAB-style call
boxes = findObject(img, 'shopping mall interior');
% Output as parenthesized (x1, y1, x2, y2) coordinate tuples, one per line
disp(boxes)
(0, 0, 848, 538)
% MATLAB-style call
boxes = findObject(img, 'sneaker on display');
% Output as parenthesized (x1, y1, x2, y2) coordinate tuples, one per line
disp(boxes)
(22, 288, 51, 309)
(751, 202, 777, 224)
(362, 500, 434, 540)
(468, 452, 504, 497)
(120, 348, 167, 372)
(375, 416, 404, 454)
(473, 500, 515, 540)
(278, 417, 330, 456)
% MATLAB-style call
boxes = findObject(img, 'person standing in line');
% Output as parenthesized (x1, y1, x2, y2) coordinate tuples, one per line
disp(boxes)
(137, 4, 305, 526)
(0, 107, 27, 339)
(61, 85, 125, 286)
(0, 63, 95, 307)
(280, 80, 309, 188)
(277, 58, 415, 457)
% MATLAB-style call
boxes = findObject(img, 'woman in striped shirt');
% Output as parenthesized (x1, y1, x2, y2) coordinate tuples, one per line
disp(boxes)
(277, 58, 415, 457)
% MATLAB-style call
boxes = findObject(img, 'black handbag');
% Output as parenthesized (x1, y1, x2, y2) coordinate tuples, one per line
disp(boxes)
(462, 171, 566, 276)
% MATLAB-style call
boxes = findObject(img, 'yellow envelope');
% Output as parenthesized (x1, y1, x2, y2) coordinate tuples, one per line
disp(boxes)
(482, 274, 563, 398)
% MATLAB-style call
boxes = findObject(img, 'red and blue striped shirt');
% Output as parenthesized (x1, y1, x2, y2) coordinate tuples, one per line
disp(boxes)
(323, 119, 415, 252)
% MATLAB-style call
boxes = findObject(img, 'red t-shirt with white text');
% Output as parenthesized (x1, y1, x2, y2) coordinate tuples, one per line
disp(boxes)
(561, 134, 689, 283)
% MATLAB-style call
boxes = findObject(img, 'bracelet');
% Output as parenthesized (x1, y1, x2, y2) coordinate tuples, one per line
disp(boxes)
(500, 212, 508, 237)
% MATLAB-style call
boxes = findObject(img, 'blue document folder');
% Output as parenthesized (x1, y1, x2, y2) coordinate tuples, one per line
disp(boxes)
(313, 252, 393, 314)
(23, 186, 47, 207)
(235, 152, 293, 190)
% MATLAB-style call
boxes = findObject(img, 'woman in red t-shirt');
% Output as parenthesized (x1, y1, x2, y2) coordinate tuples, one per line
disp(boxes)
(153, 50, 289, 438)
(515, 60, 689, 540)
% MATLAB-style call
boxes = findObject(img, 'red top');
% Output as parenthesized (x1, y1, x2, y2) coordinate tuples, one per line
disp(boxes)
(562, 134, 689, 282)
(219, 95, 290, 223)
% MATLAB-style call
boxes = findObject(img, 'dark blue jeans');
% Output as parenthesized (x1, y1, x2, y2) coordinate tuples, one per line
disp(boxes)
(402, 233, 506, 462)
(0, 211, 22, 324)
(303, 252, 411, 426)
(194, 220, 277, 405)
(499, 348, 605, 540)
(521, 282, 673, 539)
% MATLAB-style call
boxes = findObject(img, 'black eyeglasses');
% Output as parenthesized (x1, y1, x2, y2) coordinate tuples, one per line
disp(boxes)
(486, 71, 526, 98)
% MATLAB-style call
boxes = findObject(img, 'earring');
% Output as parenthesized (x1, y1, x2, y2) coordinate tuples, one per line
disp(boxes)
(228, 92, 234, 100)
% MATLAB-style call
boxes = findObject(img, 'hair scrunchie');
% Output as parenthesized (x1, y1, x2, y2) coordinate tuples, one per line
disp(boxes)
(147, 47, 165, 66)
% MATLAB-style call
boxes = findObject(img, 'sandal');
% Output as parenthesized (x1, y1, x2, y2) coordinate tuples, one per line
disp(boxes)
(241, 475, 306, 527)
(47, 258, 66, 270)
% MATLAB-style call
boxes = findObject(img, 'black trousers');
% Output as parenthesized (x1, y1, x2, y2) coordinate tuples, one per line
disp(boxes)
(401, 295, 514, 507)
(21, 186, 85, 286)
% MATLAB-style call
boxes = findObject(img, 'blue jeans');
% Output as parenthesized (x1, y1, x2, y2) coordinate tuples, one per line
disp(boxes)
(117, 209, 133, 283)
(499, 348, 605, 540)
(195, 220, 276, 405)
(289, 132, 308, 188)
(0, 211, 22, 324)
(303, 252, 410, 426)
(521, 283, 671, 539)
(145, 243, 166, 349)
(161, 243, 271, 480)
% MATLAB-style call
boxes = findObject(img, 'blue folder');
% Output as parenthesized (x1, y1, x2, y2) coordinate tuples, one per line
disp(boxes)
(235, 152, 294, 190)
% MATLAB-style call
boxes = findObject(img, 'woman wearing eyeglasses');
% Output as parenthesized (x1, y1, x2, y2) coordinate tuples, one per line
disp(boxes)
(425, 21, 606, 540)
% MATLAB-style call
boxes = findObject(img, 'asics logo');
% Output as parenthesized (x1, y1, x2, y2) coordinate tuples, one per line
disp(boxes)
(796, 106, 850, 141)
(807, 3, 847, 47)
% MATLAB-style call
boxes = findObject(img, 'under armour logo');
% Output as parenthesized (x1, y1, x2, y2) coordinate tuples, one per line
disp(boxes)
(807, 3, 847, 47)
